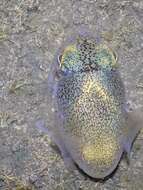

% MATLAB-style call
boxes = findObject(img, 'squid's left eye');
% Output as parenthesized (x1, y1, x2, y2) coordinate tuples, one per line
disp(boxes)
(58, 54, 63, 65)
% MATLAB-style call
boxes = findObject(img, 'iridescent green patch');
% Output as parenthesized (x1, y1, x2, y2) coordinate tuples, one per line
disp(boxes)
(95, 47, 117, 70)
(59, 44, 80, 73)
(61, 50, 81, 72)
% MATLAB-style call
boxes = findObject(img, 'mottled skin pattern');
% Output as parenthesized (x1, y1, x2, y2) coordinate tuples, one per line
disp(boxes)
(47, 34, 142, 179)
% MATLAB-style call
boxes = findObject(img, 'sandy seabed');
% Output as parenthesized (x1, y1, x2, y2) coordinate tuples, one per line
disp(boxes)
(0, 0, 143, 189)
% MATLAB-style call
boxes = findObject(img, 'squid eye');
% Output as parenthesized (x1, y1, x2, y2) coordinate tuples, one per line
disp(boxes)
(58, 54, 63, 65)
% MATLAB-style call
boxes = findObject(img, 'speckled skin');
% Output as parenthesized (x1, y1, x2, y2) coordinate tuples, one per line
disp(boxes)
(47, 32, 142, 179)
